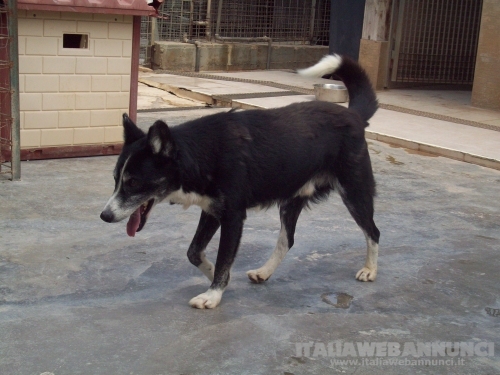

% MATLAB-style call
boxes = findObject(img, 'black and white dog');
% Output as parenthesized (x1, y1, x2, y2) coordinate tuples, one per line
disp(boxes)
(100, 55, 380, 309)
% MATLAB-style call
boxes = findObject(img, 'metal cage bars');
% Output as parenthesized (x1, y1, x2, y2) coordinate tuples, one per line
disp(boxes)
(392, 0, 482, 85)
(0, 0, 20, 180)
(140, 0, 331, 64)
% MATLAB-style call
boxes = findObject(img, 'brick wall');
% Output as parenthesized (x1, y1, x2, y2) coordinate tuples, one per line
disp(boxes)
(18, 11, 132, 149)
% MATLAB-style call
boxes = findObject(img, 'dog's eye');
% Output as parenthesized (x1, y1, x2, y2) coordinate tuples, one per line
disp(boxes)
(124, 178, 141, 189)
(128, 178, 139, 188)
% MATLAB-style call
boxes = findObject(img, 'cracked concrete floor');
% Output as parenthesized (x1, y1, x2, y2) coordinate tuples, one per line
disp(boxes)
(1, 108, 499, 375)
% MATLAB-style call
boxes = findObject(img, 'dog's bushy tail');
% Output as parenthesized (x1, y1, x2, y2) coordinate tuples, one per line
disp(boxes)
(297, 54, 378, 124)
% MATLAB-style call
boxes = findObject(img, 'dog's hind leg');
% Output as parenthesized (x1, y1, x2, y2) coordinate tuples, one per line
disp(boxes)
(247, 197, 307, 283)
(187, 211, 221, 281)
(335, 151, 380, 281)
(189, 210, 246, 309)
(338, 187, 379, 281)
(357, 230, 379, 281)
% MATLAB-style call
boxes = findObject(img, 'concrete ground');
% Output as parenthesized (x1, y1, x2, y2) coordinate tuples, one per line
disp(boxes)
(1, 108, 500, 375)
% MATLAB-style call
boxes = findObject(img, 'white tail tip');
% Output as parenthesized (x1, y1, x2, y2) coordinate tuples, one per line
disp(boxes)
(297, 54, 342, 78)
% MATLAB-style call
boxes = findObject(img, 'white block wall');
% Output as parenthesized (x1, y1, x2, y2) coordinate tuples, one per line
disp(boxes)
(18, 10, 133, 149)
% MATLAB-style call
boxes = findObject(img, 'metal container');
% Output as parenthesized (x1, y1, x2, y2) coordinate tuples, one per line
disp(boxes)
(313, 83, 348, 103)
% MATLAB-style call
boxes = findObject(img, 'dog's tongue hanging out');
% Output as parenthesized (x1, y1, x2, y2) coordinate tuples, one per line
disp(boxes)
(127, 208, 141, 237)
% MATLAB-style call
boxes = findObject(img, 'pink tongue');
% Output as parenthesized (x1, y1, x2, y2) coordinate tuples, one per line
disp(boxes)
(126, 208, 141, 237)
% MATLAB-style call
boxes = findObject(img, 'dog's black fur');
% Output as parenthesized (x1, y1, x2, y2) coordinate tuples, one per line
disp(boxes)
(101, 55, 380, 309)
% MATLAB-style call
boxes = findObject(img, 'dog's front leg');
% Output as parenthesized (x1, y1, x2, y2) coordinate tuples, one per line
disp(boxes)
(187, 211, 221, 281)
(189, 211, 245, 309)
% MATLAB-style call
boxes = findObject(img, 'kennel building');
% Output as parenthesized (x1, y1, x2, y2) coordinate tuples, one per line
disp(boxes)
(358, 0, 500, 110)
(14, 0, 154, 160)
(141, 0, 332, 71)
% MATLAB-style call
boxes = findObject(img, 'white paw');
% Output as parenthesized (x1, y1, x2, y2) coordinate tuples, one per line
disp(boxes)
(189, 289, 223, 309)
(356, 266, 377, 281)
(246, 268, 272, 284)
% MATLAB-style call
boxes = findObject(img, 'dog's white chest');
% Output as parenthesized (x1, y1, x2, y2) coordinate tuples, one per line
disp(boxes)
(167, 189, 213, 211)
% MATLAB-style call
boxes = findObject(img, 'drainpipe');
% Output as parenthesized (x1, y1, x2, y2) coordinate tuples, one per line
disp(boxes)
(183, 33, 201, 72)
(214, 34, 272, 70)
(149, 16, 158, 69)
(226, 43, 233, 71)
(188, 0, 194, 39)
(310, 0, 316, 43)
(206, 0, 212, 41)
(216, 0, 223, 37)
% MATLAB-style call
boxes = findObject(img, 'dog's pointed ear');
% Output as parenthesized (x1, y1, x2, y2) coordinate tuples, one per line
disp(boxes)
(148, 120, 174, 156)
(123, 113, 145, 145)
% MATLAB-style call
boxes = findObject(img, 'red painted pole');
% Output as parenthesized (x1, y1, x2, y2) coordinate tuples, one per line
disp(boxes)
(129, 15, 141, 123)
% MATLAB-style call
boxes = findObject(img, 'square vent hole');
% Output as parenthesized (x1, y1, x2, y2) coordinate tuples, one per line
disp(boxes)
(63, 34, 89, 49)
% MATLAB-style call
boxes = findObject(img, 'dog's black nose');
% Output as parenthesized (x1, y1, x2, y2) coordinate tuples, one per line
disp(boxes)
(100, 210, 114, 223)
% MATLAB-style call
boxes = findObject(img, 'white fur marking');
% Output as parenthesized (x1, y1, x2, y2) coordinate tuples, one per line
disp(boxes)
(103, 155, 132, 221)
(189, 288, 223, 309)
(297, 54, 342, 78)
(295, 175, 333, 198)
(248, 205, 264, 212)
(150, 136, 162, 154)
(297, 180, 316, 197)
(332, 178, 345, 196)
(247, 224, 289, 283)
(166, 189, 212, 211)
(198, 252, 215, 281)
(356, 231, 378, 281)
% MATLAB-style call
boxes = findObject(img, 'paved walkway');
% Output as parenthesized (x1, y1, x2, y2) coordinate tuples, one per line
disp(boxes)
(138, 70, 500, 171)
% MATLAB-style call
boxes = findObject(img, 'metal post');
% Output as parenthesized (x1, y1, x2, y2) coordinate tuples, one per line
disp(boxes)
(205, 0, 212, 41)
(309, 0, 316, 42)
(329, 0, 366, 60)
(129, 16, 141, 123)
(189, 0, 194, 39)
(216, 0, 223, 37)
(149, 16, 157, 67)
(150, 17, 157, 46)
(266, 37, 272, 70)
(8, 0, 20, 181)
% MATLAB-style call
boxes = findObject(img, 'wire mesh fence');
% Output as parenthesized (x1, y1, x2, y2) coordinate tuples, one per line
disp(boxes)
(140, 15, 153, 63)
(140, 0, 330, 64)
(0, 3, 13, 178)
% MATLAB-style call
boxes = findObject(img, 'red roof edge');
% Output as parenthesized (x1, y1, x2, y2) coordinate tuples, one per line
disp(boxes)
(18, 0, 156, 17)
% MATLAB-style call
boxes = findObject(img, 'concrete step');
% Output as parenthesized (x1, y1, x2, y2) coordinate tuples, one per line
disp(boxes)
(232, 95, 500, 171)
(138, 71, 500, 171)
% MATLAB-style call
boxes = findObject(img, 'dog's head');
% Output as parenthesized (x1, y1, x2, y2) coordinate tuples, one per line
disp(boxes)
(100, 114, 180, 237)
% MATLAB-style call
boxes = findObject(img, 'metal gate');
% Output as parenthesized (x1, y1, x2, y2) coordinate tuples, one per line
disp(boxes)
(390, 0, 482, 85)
